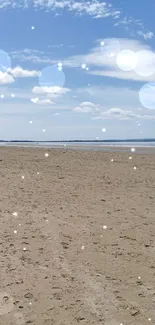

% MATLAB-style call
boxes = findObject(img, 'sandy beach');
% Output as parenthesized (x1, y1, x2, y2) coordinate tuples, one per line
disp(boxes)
(0, 146, 155, 325)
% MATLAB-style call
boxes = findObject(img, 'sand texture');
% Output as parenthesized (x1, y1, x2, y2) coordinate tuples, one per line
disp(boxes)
(0, 147, 155, 325)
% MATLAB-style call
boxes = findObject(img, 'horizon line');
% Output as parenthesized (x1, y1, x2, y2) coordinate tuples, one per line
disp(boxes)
(1, 138, 155, 143)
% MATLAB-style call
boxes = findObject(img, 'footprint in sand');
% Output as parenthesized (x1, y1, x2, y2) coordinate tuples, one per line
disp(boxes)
(0, 292, 14, 315)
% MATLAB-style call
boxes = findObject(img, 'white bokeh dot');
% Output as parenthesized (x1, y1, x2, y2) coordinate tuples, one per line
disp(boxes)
(81, 64, 86, 69)
(58, 62, 63, 71)
(102, 128, 106, 132)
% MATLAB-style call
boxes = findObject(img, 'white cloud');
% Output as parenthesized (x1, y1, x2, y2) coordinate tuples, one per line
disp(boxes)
(63, 38, 155, 81)
(30, 97, 53, 105)
(0, 0, 152, 42)
(0, 66, 40, 84)
(32, 86, 70, 95)
(10, 49, 56, 64)
(90, 69, 155, 82)
(77, 85, 143, 112)
(9, 66, 40, 78)
(114, 16, 143, 28)
(73, 101, 100, 113)
(66, 1, 120, 19)
(137, 31, 154, 40)
(114, 16, 154, 40)
(0, 71, 14, 84)
(11, 37, 154, 70)
(0, 0, 120, 19)
(1, 84, 155, 124)
(30, 97, 39, 104)
(92, 107, 155, 120)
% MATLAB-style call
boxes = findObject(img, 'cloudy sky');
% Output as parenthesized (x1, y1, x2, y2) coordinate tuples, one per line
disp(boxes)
(0, 0, 155, 140)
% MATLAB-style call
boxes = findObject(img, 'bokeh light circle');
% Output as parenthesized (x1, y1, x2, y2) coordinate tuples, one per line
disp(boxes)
(139, 82, 155, 109)
(116, 50, 137, 71)
(134, 50, 155, 77)
(39, 64, 65, 88)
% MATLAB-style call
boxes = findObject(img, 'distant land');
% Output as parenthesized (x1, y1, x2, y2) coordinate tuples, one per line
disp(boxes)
(1, 139, 155, 143)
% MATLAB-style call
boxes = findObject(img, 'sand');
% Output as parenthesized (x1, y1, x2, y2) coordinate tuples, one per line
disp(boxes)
(0, 146, 155, 325)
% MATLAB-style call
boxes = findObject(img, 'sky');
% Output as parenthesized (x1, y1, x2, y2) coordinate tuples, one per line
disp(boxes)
(0, 0, 155, 141)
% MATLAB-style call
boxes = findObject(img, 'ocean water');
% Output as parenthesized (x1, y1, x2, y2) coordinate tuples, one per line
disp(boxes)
(1, 141, 155, 149)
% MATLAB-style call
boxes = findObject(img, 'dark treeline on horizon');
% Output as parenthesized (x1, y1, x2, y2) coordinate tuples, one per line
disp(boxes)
(1, 139, 155, 143)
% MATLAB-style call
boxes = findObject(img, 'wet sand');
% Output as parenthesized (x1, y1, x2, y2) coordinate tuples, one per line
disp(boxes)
(0, 147, 155, 325)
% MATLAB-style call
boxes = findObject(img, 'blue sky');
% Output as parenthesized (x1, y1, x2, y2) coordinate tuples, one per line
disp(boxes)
(0, 0, 155, 140)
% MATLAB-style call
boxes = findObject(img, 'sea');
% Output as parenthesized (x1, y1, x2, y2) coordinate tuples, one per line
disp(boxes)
(1, 141, 155, 153)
